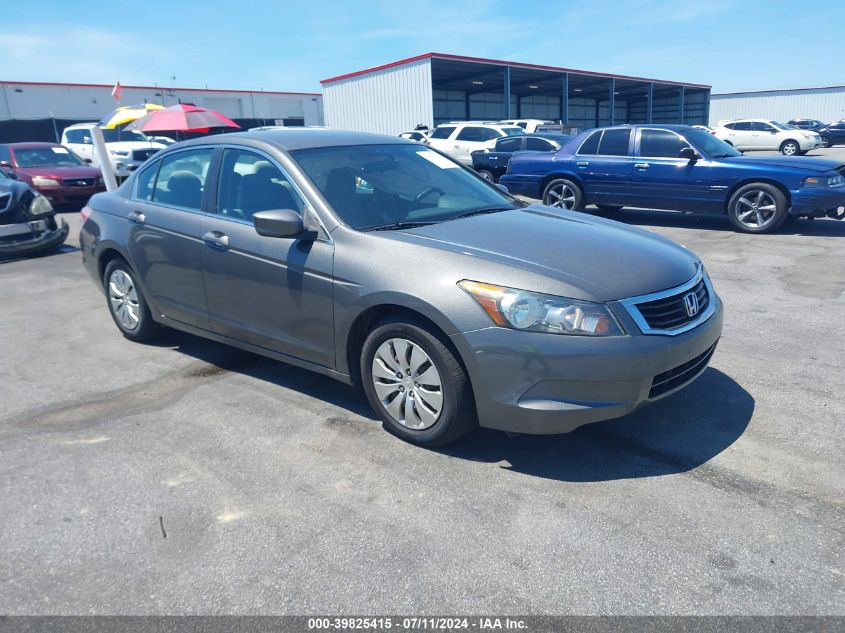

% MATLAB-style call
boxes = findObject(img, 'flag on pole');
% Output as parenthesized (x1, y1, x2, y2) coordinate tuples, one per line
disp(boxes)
(111, 81, 122, 102)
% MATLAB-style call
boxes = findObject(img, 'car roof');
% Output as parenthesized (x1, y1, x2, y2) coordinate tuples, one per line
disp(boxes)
(178, 129, 409, 151)
(5, 142, 63, 148)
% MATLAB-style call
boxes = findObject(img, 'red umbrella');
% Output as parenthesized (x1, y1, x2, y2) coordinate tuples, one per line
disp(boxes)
(125, 104, 240, 133)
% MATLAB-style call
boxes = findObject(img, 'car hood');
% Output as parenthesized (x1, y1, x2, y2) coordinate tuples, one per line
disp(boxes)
(384, 205, 699, 302)
(719, 155, 843, 173)
(16, 165, 101, 179)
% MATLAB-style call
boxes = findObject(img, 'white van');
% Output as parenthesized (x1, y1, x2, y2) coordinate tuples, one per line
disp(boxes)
(61, 123, 166, 177)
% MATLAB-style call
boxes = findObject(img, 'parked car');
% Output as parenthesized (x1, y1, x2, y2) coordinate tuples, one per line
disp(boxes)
(61, 123, 166, 177)
(398, 130, 430, 142)
(0, 169, 68, 258)
(788, 119, 825, 130)
(80, 129, 722, 447)
(500, 119, 554, 133)
(712, 119, 823, 155)
(500, 124, 845, 233)
(147, 135, 177, 146)
(426, 122, 524, 165)
(0, 142, 105, 208)
(471, 133, 571, 182)
(816, 121, 845, 148)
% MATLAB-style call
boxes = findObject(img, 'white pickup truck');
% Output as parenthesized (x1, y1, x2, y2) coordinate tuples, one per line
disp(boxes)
(61, 123, 166, 177)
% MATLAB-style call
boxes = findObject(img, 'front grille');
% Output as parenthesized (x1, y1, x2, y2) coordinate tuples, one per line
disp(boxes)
(634, 278, 709, 331)
(62, 177, 96, 187)
(132, 149, 157, 161)
(649, 342, 718, 399)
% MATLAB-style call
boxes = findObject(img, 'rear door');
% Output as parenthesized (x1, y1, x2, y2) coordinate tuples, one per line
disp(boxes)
(575, 128, 633, 205)
(728, 121, 753, 150)
(199, 147, 335, 367)
(126, 147, 215, 329)
(630, 128, 712, 212)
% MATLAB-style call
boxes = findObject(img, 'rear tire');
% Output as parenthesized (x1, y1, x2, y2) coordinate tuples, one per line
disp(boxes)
(477, 169, 495, 183)
(360, 319, 477, 447)
(727, 183, 788, 234)
(103, 258, 162, 342)
(780, 140, 800, 156)
(542, 177, 585, 211)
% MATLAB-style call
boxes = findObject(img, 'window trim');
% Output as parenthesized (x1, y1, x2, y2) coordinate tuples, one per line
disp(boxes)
(576, 128, 632, 158)
(131, 145, 216, 213)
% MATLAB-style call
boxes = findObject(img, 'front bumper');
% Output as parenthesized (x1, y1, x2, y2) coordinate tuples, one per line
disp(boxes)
(452, 296, 723, 434)
(0, 218, 69, 258)
(789, 186, 845, 217)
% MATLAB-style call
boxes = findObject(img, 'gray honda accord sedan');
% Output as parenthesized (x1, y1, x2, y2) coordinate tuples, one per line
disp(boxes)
(80, 129, 723, 446)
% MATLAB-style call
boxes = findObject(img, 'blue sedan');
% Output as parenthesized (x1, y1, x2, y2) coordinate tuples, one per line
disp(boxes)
(500, 124, 845, 233)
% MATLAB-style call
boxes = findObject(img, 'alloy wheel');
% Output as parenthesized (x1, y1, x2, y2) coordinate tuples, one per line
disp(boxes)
(734, 190, 778, 230)
(108, 269, 140, 331)
(782, 142, 798, 156)
(371, 337, 443, 430)
(546, 183, 576, 209)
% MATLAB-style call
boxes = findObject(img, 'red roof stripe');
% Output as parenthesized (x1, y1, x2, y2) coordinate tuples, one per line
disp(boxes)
(0, 80, 320, 97)
(320, 52, 710, 89)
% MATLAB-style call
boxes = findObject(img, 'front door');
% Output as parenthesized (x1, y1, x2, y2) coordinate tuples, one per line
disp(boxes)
(630, 128, 713, 212)
(200, 148, 335, 368)
(126, 147, 215, 329)
(749, 121, 779, 150)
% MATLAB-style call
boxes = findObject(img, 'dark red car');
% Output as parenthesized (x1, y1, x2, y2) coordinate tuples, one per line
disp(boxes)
(0, 142, 105, 208)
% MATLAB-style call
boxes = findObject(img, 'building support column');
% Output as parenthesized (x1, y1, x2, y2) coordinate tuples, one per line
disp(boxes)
(679, 86, 685, 124)
(503, 66, 512, 119)
(647, 83, 654, 123)
(609, 79, 616, 125)
(703, 89, 711, 127)
(464, 93, 470, 120)
(561, 73, 569, 125)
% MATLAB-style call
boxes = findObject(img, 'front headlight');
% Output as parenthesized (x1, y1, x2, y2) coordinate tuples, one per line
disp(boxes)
(29, 193, 53, 216)
(109, 150, 130, 157)
(32, 176, 60, 187)
(459, 280, 624, 336)
(804, 175, 845, 188)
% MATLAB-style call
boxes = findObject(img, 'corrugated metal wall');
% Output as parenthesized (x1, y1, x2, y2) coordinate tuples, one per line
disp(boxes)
(709, 87, 845, 125)
(323, 59, 433, 135)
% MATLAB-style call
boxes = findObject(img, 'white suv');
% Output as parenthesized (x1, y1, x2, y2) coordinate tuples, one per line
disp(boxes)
(426, 122, 524, 165)
(61, 123, 166, 177)
(712, 119, 823, 156)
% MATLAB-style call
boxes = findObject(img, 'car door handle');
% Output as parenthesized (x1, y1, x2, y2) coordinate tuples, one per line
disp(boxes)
(128, 210, 145, 224)
(635, 163, 650, 170)
(202, 231, 229, 249)
(576, 161, 589, 167)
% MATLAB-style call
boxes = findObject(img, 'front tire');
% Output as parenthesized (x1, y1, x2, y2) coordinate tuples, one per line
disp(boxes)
(727, 183, 788, 234)
(103, 258, 161, 341)
(542, 177, 585, 211)
(780, 140, 800, 156)
(360, 319, 477, 447)
(477, 169, 495, 183)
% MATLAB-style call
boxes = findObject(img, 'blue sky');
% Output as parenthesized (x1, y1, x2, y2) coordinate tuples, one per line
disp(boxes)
(2, 0, 842, 93)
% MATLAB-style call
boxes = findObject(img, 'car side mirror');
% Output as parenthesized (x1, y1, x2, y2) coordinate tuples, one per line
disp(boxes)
(679, 147, 699, 161)
(84, 158, 93, 164)
(253, 209, 307, 239)
(83, 136, 92, 144)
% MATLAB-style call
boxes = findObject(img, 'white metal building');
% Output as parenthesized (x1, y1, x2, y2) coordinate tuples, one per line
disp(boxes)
(0, 80, 323, 131)
(709, 85, 845, 126)
(322, 52, 711, 135)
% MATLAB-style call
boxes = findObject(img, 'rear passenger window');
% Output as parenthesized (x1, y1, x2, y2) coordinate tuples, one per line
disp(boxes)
(151, 148, 214, 210)
(135, 160, 160, 201)
(577, 131, 601, 155)
(456, 127, 484, 142)
(526, 138, 553, 151)
(217, 149, 305, 221)
(480, 128, 501, 141)
(597, 129, 631, 156)
(430, 126, 456, 139)
(639, 129, 690, 158)
(733, 122, 752, 131)
(496, 137, 522, 152)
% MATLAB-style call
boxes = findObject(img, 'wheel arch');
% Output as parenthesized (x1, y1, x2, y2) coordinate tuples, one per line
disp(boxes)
(779, 138, 800, 152)
(724, 178, 791, 213)
(540, 171, 585, 196)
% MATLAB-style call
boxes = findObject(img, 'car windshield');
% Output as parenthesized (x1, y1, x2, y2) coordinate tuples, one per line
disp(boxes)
(101, 128, 148, 143)
(14, 147, 86, 168)
(502, 127, 525, 136)
(771, 121, 798, 130)
(683, 129, 742, 158)
(290, 143, 520, 231)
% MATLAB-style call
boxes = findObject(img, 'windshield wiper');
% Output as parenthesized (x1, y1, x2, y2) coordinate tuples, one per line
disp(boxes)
(448, 206, 514, 221)
(365, 221, 439, 232)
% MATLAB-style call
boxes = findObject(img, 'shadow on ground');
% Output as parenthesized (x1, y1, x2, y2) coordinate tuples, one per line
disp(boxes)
(153, 330, 753, 483)
(592, 207, 845, 237)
